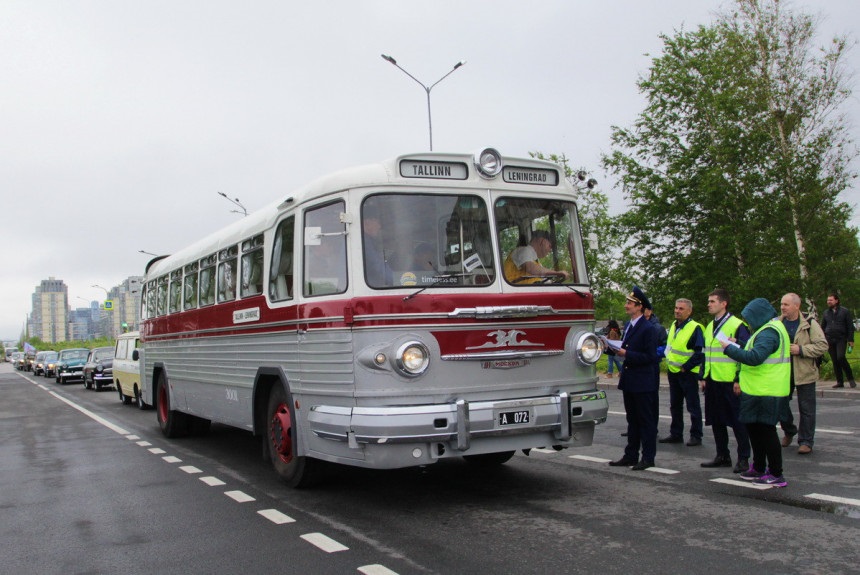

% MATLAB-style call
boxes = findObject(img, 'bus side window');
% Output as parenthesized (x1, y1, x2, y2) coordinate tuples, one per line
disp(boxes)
(217, 245, 238, 303)
(304, 201, 347, 297)
(199, 256, 216, 307)
(269, 216, 294, 302)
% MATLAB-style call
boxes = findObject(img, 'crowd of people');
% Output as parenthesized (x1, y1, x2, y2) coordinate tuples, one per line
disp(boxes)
(603, 287, 856, 488)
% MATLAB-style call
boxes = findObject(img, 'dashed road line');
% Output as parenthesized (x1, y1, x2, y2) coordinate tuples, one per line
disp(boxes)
(200, 476, 226, 486)
(148, 447, 166, 454)
(162, 455, 182, 463)
(569, 454, 610, 463)
(225, 490, 255, 503)
(125, 434, 140, 440)
(136, 440, 152, 447)
(806, 493, 860, 507)
(817, 428, 853, 435)
(710, 477, 772, 490)
(358, 565, 400, 575)
(258, 509, 296, 524)
(180, 465, 203, 474)
(608, 410, 670, 420)
(301, 532, 349, 553)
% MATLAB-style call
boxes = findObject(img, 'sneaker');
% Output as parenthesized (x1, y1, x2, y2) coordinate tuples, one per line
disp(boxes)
(739, 467, 767, 481)
(753, 474, 787, 488)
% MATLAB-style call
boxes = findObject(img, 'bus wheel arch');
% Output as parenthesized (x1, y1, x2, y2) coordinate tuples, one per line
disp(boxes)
(256, 371, 321, 488)
(155, 369, 188, 438)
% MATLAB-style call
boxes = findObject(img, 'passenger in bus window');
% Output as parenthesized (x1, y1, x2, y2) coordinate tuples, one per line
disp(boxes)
(200, 267, 215, 305)
(503, 230, 570, 284)
(218, 260, 237, 302)
(242, 250, 264, 297)
(363, 206, 393, 287)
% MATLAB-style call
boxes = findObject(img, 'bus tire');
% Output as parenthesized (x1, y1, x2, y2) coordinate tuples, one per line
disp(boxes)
(117, 383, 132, 405)
(463, 450, 516, 466)
(156, 373, 188, 438)
(266, 384, 320, 488)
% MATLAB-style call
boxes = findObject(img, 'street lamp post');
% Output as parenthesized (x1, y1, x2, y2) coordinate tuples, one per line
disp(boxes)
(138, 249, 159, 257)
(217, 192, 248, 217)
(381, 54, 466, 151)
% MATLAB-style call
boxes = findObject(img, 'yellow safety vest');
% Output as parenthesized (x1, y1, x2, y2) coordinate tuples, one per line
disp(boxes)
(666, 319, 703, 373)
(739, 319, 791, 397)
(703, 314, 744, 382)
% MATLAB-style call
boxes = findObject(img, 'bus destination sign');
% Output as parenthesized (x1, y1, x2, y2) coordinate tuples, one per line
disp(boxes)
(502, 166, 559, 186)
(400, 160, 468, 180)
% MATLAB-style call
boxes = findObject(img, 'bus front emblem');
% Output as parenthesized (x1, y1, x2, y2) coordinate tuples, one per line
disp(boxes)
(466, 329, 543, 350)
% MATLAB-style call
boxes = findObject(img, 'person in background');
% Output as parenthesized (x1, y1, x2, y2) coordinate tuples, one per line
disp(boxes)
(660, 298, 705, 446)
(363, 206, 393, 287)
(699, 288, 751, 473)
(721, 298, 791, 488)
(644, 305, 668, 357)
(820, 291, 856, 388)
(778, 293, 829, 454)
(607, 286, 660, 471)
(605, 320, 623, 378)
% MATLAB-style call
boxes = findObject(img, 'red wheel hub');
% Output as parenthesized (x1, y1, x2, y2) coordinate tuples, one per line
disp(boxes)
(270, 403, 293, 464)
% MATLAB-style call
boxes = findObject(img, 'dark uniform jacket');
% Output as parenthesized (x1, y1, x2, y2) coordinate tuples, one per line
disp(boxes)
(617, 316, 660, 393)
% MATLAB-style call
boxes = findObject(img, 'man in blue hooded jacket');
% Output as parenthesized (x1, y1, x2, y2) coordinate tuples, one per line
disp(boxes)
(720, 298, 791, 488)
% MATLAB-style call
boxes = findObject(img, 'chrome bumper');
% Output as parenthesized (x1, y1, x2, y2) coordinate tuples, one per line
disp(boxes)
(308, 391, 608, 450)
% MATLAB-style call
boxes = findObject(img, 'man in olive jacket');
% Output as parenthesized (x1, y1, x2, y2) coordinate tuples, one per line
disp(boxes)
(777, 293, 829, 454)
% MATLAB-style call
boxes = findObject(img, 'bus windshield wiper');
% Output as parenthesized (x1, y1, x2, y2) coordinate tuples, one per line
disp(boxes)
(403, 274, 460, 301)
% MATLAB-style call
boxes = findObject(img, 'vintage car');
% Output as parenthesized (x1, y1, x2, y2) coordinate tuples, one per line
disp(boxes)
(11, 352, 26, 370)
(83, 346, 115, 391)
(43, 351, 59, 378)
(113, 332, 143, 407)
(55, 348, 90, 384)
(33, 351, 53, 376)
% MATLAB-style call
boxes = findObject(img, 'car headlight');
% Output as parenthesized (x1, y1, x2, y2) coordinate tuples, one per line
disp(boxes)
(576, 333, 602, 366)
(395, 341, 430, 377)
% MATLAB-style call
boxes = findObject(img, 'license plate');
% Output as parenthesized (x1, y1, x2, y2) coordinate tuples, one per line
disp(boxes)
(498, 410, 530, 426)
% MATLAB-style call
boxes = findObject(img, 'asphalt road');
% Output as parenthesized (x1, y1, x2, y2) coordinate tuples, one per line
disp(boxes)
(3, 362, 859, 574)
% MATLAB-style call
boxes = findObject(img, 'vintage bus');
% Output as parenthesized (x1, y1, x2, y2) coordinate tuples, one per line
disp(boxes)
(140, 148, 608, 486)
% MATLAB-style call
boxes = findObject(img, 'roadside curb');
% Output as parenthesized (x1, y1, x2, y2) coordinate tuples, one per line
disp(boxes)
(596, 375, 860, 400)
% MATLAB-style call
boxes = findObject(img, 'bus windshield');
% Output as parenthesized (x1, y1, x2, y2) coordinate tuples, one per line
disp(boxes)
(362, 193, 495, 289)
(495, 197, 587, 285)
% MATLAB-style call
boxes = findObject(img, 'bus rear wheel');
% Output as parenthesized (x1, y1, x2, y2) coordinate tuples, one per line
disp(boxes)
(156, 373, 188, 438)
(267, 385, 319, 488)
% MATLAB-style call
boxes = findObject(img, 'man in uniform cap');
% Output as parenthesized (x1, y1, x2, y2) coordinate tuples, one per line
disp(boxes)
(608, 286, 661, 470)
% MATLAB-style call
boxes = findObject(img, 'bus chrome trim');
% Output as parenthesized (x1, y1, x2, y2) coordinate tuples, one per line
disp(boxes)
(441, 349, 564, 361)
(448, 305, 556, 319)
(307, 392, 609, 447)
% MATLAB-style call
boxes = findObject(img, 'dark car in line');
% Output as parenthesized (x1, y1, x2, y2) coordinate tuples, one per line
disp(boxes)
(33, 351, 53, 376)
(83, 347, 115, 391)
(55, 348, 90, 384)
(43, 351, 59, 378)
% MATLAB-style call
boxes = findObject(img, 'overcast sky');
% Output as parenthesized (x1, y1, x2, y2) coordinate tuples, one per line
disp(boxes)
(2, 0, 858, 341)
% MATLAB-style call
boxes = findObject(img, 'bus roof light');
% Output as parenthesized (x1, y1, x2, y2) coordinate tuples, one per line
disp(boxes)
(474, 148, 502, 178)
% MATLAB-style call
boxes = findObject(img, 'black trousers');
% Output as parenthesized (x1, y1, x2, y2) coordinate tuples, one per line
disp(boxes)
(829, 340, 855, 385)
(746, 422, 783, 477)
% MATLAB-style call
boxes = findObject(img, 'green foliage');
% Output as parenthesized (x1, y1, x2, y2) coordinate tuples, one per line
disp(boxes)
(601, 0, 859, 318)
(21, 336, 114, 352)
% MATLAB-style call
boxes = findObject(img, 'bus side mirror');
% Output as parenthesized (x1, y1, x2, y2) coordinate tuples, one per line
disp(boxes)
(132, 349, 139, 361)
(304, 227, 322, 246)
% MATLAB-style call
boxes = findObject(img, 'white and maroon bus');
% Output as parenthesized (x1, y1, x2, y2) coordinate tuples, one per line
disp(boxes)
(140, 148, 608, 486)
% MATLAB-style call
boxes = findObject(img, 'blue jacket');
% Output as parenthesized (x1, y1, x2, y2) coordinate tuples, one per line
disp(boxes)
(617, 316, 660, 393)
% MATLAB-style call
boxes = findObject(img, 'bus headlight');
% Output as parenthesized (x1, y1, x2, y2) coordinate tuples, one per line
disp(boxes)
(474, 147, 502, 178)
(395, 341, 430, 377)
(576, 333, 602, 366)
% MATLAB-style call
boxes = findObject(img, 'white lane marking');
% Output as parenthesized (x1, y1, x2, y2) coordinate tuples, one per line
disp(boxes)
(136, 441, 152, 447)
(148, 447, 166, 455)
(300, 532, 349, 553)
(180, 466, 203, 474)
(225, 490, 255, 503)
(710, 477, 772, 490)
(646, 466, 680, 475)
(531, 448, 557, 454)
(38, 384, 49, 391)
(608, 410, 671, 420)
(47, 391, 130, 435)
(806, 493, 860, 507)
(570, 455, 610, 463)
(125, 434, 140, 440)
(258, 509, 296, 524)
(162, 456, 182, 463)
(358, 565, 400, 575)
(816, 428, 854, 435)
(200, 476, 226, 486)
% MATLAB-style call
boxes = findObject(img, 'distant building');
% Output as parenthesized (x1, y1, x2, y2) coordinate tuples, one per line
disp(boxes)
(108, 276, 143, 335)
(29, 277, 69, 344)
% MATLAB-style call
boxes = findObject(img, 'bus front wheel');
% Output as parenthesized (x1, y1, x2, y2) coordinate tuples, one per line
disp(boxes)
(156, 374, 188, 438)
(267, 385, 319, 488)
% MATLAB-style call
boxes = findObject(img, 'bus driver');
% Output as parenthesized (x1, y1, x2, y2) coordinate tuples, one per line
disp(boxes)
(503, 230, 570, 284)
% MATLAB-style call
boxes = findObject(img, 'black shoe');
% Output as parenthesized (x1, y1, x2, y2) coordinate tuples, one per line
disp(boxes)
(631, 460, 654, 471)
(733, 458, 749, 474)
(850, 381, 857, 389)
(608, 458, 636, 467)
(833, 384, 845, 388)
(686, 437, 702, 446)
(701, 456, 732, 468)
(658, 435, 683, 444)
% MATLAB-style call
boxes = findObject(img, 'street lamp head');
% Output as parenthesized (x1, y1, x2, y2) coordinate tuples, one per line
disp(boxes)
(381, 54, 397, 65)
(454, 60, 466, 69)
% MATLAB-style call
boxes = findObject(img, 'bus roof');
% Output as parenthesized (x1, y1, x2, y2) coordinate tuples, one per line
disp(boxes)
(145, 150, 573, 279)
